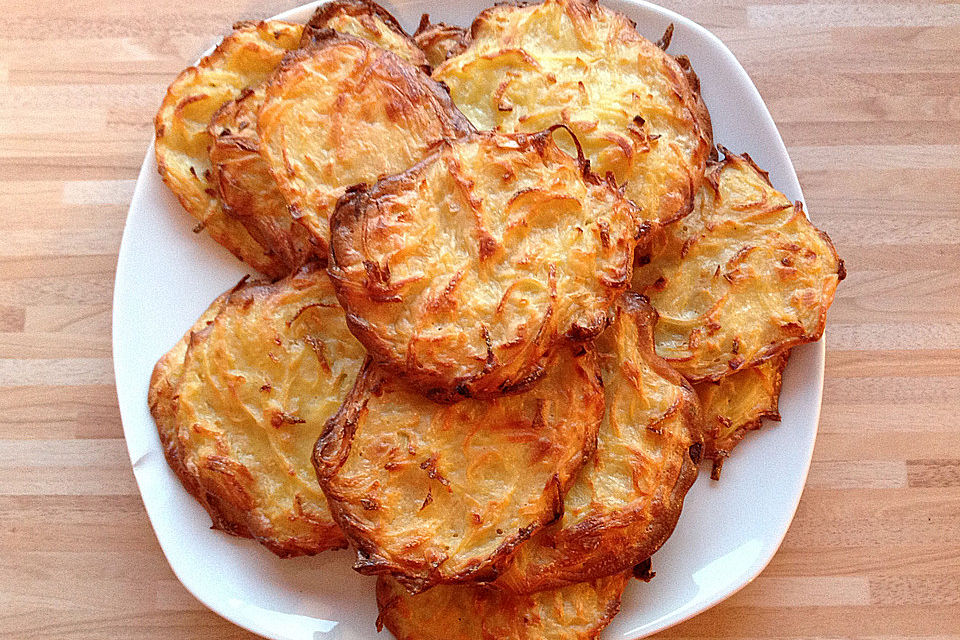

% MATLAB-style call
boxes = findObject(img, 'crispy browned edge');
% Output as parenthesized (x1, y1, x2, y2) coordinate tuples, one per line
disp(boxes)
(148, 265, 348, 558)
(313, 343, 603, 593)
(640, 18, 713, 224)
(148, 292, 232, 529)
(327, 127, 644, 403)
(152, 24, 244, 216)
(672, 54, 715, 160)
(653, 21, 715, 161)
(504, 292, 703, 592)
(305, 0, 413, 44)
(414, 14, 471, 66)
(374, 571, 630, 640)
(260, 29, 472, 263)
(455, 0, 713, 225)
(705, 351, 790, 481)
(593, 575, 629, 640)
(301, 0, 430, 70)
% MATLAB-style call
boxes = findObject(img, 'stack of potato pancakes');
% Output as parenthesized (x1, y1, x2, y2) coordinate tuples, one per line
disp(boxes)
(150, 1, 845, 637)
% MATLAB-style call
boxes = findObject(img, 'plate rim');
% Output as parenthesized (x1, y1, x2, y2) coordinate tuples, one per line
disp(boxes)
(112, 1, 823, 638)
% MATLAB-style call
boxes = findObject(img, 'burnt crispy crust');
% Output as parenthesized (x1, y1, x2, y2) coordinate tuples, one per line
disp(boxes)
(375, 572, 630, 640)
(148, 291, 232, 529)
(313, 344, 605, 593)
(301, 0, 428, 66)
(414, 14, 471, 68)
(697, 351, 790, 480)
(433, 0, 712, 227)
(673, 53, 715, 159)
(154, 20, 303, 278)
(327, 129, 642, 402)
(149, 264, 367, 557)
(309, 0, 406, 33)
(495, 293, 702, 593)
(654, 23, 714, 158)
(632, 149, 846, 382)
(257, 31, 475, 260)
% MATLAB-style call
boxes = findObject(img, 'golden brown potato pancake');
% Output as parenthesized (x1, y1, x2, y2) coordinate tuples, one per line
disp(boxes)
(149, 264, 366, 557)
(632, 150, 845, 382)
(376, 572, 630, 640)
(207, 1, 428, 275)
(257, 31, 474, 259)
(313, 344, 605, 592)
(155, 20, 303, 278)
(328, 130, 641, 401)
(696, 352, 789, 480)
(414, 15, 471, 68)
(433, 0, 712, 226)
(496, 294, 701, 593)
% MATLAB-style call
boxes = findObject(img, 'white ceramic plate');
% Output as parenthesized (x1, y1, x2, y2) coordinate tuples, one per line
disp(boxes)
(113, 1, 823, 638)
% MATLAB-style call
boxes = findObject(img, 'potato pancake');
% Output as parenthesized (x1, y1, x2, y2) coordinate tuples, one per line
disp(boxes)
(328, 130, 641, 401)
(632, 151, 845, 381)
(696, 352, 789, 479)
(496, 294, 701, 593)
(313, 344, 605, 592)
(154, 20, 303, 278)
(257, 31, 474, 258)
(208, 1, 428, 275)
(433, 0, 712, 225)
(376, 572, 629, 640)
(149, 264, 366, 557)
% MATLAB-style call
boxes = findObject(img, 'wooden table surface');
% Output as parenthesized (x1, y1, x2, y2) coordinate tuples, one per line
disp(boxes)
(3, 0, 959, 637)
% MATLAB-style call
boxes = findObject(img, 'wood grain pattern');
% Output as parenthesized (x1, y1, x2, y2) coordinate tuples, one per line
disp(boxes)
(1, 0, 957, 638)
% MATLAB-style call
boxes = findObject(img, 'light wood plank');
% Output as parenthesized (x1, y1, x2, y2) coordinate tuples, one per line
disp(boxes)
(0, 385, 122, 439)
